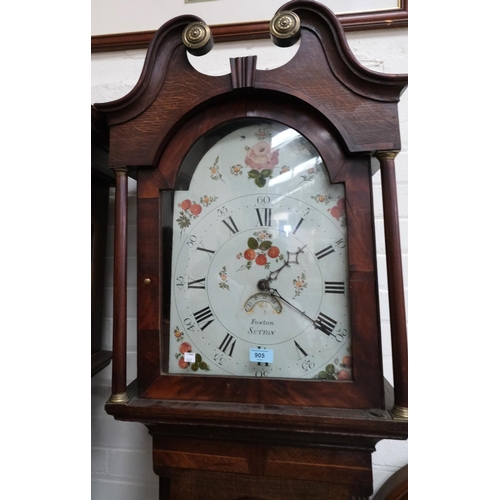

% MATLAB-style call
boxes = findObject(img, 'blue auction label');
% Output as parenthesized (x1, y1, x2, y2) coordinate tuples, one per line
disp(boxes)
(249, 348, 274, 363)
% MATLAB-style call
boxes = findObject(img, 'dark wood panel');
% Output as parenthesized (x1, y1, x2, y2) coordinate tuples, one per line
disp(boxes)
(163, 469, 353, 500)
(106, 386, 408, 442)
(153, 435, 372, 484)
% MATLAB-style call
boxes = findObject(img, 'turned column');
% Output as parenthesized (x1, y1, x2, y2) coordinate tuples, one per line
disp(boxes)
(109, 166, 130, 403)
(375, 151, 408, 421)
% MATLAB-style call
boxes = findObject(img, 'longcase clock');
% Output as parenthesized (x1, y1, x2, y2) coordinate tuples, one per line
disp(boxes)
(93, 2, 408, 498)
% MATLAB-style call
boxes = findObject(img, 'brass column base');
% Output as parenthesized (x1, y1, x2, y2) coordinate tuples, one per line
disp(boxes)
(390, 404, 408, 422)
(107, 392, 131, 404)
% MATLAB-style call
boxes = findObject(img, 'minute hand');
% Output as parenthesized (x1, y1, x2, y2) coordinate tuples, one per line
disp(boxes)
(268, 288, 316, 324)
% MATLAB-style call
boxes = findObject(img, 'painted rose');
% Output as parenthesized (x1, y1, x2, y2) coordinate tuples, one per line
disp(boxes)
(245, 141, 279, 171)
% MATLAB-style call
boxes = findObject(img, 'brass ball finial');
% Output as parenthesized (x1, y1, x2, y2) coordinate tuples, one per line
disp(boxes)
(182, 21, 214, 56)
(270, 11, 301, 47)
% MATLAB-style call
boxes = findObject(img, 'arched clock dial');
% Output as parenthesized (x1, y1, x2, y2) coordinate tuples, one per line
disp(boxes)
(165, 119, 352, 381)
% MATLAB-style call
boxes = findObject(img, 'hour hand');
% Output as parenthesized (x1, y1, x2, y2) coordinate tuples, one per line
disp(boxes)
(266, 262, 288, 283)
(267, 244, 307, 282)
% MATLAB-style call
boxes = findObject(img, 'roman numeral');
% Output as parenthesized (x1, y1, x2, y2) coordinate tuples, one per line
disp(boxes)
(256, 208, 272, 227)
(222, 216, 239, 234)
(188, 277, 206, 289)
(324, 281, 345, 294)
(294, 340, 308, 360)
(292, 218, 304, 235)
(193, 306, 214, 331)
(315, 245, 335, 260)
(219, 333, 236, 357)
(314, 312, 338, 336)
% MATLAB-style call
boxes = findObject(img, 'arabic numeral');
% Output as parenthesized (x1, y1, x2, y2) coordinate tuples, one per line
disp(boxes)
(335, 238, 346, 249)
(183, 317, 195, 331)
(302, 360, 316, 372)
(176, 276, 185, 289)
(332, 328, 348, 343)
(214, 353, 226, 366)
(217, 206, 228, 217)
(186, 235, 197, 248)
(257, 196, 271, 204)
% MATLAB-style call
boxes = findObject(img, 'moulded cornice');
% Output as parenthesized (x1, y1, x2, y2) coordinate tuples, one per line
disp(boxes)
(94, 14, 204, 124)
(93, 0, 408, 164)
(280, 1, 407, 101)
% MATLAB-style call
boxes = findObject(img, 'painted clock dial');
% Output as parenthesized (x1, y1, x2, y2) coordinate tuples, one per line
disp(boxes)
(165, 119, 352, 381)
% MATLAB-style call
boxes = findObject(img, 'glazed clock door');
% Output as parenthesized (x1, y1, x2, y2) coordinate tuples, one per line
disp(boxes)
(153, 112, 384, 409)
(166, 119, 351, 382)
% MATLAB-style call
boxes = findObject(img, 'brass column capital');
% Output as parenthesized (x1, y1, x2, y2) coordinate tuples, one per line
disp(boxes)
(113, 166, 129, 177)
(375, 150, 399, 162)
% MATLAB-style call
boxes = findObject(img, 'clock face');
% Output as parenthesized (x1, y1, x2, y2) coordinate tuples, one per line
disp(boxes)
(165, 119, 352, 381)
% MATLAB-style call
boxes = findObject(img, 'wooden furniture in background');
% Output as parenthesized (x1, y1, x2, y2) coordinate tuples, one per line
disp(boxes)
(91, 107, 114, 377)
(373, 465, 408, 500)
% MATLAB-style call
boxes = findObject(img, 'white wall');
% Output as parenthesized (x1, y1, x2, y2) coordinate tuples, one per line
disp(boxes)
(91, 22, 408, 500)
(91, 0, 399, 35)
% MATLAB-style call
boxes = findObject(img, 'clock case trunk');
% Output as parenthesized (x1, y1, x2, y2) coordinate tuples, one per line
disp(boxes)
(94, 1, 408, 498)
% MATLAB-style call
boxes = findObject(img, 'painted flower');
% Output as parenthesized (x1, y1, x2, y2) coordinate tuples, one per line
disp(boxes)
(330, 198, 346, 220)
(178, 358, 189, 369)
(293, 272, 307, 298)
(209, 156, 223, 181)
(255, 128, 272, 140)
(219, 266, 230, 290)
(179, 342, 192, 354)
(173, 327, 183, 342)
(230, 164, 243, 176)
(311, 194, 332, 205)
(337, 370, 351, 380)
(341, 355, 352, 368)
(256, 230, 272, 241)
(245, 141, 279, 171)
